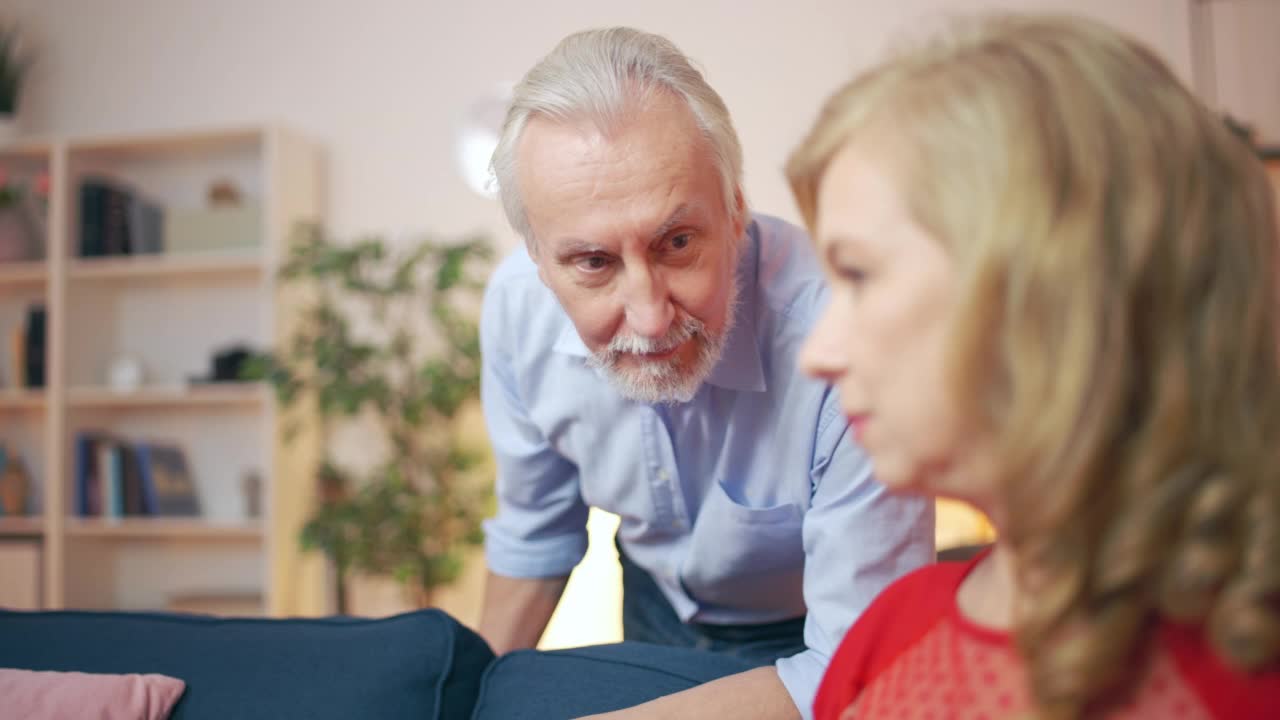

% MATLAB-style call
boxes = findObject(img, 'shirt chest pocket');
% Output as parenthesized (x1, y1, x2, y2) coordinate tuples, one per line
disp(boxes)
(679, 480, 807, 616)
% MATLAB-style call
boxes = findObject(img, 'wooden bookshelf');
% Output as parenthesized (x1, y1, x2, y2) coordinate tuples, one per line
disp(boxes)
(0, 389, 46, 410)
(0, 125, 325, 616)
(68, 250, 264, 282)
(0, 516, 44, 536)
(0, 261, 49, 288)
(66, 518, 262, 541)
(68, 126, 261, 159)
(0, 138, 55, 160)
(68, 383, 266, 410)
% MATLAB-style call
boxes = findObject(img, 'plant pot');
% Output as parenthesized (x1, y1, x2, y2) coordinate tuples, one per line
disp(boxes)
(0, 455, 31, 515)
(343, 572, 433, 617)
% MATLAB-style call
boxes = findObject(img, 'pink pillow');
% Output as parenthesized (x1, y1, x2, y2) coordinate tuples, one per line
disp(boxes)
(0, 667, 186, 720)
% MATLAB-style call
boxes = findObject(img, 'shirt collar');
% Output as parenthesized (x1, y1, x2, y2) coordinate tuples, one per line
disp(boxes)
(551, 220, 768, 394)
(705, 224, 766, 393)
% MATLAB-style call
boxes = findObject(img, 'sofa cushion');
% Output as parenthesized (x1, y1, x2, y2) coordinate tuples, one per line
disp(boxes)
(0, 608, 493, 720)
(0, 668, 186, 720)
(471, 642, 757, 719)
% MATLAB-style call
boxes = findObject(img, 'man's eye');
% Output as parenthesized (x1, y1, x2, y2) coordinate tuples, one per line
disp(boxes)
(577, 255, 611, 272)
(670, 234, 692, 250)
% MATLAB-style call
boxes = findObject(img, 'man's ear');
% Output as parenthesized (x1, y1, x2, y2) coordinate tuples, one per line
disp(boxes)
(731, 187, 747, 240)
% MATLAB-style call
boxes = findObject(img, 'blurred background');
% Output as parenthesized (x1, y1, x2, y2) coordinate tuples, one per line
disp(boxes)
(0, 0, 1274, 651)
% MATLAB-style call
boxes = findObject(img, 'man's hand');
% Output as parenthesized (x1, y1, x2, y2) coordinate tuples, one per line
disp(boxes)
(576, 666, 801, 720)
(476, 571, 570, 655)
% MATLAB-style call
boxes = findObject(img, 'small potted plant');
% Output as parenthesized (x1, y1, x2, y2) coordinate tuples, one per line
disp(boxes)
(0, 22, 32, 139)
(0, 167, 46, 262)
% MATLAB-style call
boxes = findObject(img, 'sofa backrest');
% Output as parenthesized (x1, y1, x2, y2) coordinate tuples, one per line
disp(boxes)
(0, 608, 494, 720)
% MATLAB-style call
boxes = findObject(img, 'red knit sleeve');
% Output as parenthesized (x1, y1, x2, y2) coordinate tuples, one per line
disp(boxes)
(813, 560, 974, 720)
(1162, 622, 1280, 719)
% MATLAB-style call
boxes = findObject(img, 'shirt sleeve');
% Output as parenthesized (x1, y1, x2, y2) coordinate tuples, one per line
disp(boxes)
(810, 562, 963, 720)
(479, 276, 590, 579)
(776, 393, 936, 719)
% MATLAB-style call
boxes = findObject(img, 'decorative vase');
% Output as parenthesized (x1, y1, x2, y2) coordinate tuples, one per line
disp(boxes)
(0, 454, 31, 516)
(0, 113, 17, 143)
(0, 202, 33, 263)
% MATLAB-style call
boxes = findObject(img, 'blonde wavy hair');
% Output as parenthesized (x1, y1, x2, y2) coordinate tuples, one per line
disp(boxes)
(788, 13, 1280, 719)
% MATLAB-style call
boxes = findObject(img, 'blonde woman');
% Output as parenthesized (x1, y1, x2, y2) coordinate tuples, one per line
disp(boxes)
(788, 13, 1280, 720)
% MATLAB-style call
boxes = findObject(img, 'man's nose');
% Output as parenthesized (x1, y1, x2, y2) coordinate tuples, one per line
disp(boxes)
(623, 266, 675, 338)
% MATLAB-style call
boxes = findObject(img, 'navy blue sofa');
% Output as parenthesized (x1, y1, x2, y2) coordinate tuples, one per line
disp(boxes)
(0, 607, 755, 719)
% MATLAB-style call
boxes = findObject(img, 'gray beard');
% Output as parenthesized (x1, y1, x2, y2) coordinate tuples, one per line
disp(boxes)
(586, 279, 740, 405)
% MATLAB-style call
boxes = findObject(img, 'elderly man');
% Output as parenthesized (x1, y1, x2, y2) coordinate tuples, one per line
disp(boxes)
(477, 27, 934, 719)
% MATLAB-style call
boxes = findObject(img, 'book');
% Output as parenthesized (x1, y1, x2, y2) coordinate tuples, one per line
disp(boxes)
(120, 445, 147, 516)
(7, 327, 24, 389)
(79, 177, 165, 258)
(23, 305, 44, 389)
(136, 443, 200, 517)
(128, 194, 165, 254)
(75, 432, 106, 516)
(79, 181, 107, 257)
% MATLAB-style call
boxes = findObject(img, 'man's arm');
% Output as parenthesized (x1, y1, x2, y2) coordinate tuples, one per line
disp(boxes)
(478, 266, 588, 654)
(477, 571, 569, 655)
(773, 403, 935, 718)
(580, 667, 800, 720)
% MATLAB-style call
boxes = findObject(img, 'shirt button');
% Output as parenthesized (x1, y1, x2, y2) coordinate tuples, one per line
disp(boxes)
(657, 469, 670, 481)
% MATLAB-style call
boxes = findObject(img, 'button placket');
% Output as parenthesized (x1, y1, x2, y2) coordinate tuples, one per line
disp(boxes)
(650, 406, 691, 531)
(643, 409, 675, 526)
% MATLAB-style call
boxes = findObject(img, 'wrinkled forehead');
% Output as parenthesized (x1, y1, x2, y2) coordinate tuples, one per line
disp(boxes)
(518, 119, 723, 247)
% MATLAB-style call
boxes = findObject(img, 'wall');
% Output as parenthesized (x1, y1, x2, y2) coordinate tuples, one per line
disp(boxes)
(1199, 0, 1280, 145)
(1, 0, 1211, 250)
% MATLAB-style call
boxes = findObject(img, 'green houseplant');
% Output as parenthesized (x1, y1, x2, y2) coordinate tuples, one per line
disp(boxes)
(247, 223, 495, 612)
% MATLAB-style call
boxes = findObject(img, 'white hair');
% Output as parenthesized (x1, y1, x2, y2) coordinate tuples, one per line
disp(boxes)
(491, 27, 746, 248)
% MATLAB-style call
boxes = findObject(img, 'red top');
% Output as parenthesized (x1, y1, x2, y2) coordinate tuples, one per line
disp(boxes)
(814, 553, 1280, 719)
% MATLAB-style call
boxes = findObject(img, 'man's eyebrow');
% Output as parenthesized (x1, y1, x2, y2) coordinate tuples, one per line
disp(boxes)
(553, 239, 604, 263)
(650, 204, 691, 242)
(550, 205, 697, 262)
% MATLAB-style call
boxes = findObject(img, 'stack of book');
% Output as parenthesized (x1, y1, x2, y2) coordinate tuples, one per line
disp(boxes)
(78, 177, 164, 258)
(5, 304, 45, 389)
(74, 433, 200, 518)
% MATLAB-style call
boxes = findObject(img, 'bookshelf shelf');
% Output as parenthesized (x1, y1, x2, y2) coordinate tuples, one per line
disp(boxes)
(0, 261, 49, 288)
(68, 251, 264, 282)
(66, 518, 262, 541)
(70, 126, 261, 159)
(0, 389, 46, 410)
(68, 383, 266, 410)
(0, 517, 44, 536)
(0, 139, 55, 159)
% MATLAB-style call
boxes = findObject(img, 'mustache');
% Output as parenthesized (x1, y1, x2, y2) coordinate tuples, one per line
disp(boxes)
(596, 314, 704, 361)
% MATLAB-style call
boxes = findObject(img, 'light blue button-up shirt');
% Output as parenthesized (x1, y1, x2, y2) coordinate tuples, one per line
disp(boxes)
(480, 213, 935, 717)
